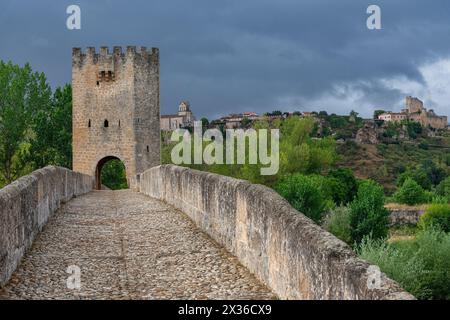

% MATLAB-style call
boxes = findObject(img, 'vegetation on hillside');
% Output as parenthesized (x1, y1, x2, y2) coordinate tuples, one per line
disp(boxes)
(163, 116, 336, 187)
(2, 61, 449, 299)
(338, 122, 450, 193)
(162, 108, 450, 299)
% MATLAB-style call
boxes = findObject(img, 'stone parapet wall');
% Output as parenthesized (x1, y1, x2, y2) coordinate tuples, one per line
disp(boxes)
(389, 209, 425, 226)
(140, 165, 414, 300)
(0, 166, 93, 286)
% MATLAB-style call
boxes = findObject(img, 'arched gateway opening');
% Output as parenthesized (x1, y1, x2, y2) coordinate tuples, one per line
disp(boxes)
(95, 156, 128, 190)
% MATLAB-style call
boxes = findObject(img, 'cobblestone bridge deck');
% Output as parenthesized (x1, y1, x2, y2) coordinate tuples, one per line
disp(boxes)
(0, 190, 275, 300)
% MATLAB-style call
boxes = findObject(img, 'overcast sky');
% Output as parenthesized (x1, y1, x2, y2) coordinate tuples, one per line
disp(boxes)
(1, 0, 450, 119)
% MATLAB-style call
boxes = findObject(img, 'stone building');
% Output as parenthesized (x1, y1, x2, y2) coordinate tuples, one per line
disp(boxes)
(160, 101, 195, 131)
(72, 46, 161, 190)
(218, 112, 259, 129)
(378, 112, 407, 122)
(378, 96, 448, 130)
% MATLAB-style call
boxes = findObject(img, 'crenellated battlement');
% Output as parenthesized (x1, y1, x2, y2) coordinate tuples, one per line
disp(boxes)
(72, 46, 159, 67)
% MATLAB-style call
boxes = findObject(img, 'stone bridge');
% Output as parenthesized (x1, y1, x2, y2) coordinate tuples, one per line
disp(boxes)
(0, 165, 414, 300)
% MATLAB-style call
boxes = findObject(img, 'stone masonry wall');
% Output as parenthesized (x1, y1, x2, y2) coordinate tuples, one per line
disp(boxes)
(0, 166, 93, 287)
(72, 46, 160, 189)
(389, 209, 425, 226)
(140, 165, 415, 300)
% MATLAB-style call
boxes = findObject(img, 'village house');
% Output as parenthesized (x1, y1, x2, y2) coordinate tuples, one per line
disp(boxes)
(161, 101, 195, 131)
(219, 112, 259, 129)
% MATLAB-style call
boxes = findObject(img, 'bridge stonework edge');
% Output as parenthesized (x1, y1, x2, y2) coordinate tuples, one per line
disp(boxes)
(139, 165, 415, 300)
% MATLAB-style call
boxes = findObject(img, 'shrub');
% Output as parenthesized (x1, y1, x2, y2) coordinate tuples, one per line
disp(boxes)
(328, 168, 358, 205)
(445, 154, 450, 167)
(419, 204, 450, 233)
(397, 169, 431, 191)
(406, 121, 423, 139)
(431, 195, 448, 205)
(357, 237, 428, 299)
(421, 159, 446, 187)
(393, 178, 428, 205)
(322, 206, 352, 244)
(436, 177, 450, 201)
(350, 180, 390, 244)
(358, 228, 450, 300)
(383, 123, 398, 138)
(397, 161, 446, 191)
(275, 174, 330, 223)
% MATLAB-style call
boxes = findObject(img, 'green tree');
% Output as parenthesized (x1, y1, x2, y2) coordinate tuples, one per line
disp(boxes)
(321, 126, 332, 137)
(30, 84, 72, 169)
(275, 174, 330, 223)
(241, 116, 252, 128)
(328, 114, 348, 129)
(383, 123, 398, 139)
(398, 161, 446, 191)
(436, 177, 450, 201)
(419, 204, 450, 232)
(444, 154, 450, 167)
(200, 117, 209, 127)
(421, 159, 446, 187)
(393, 178, 428, 205)
(162, 116, 336, 189)
(0, 61, 51, 186)
(277, 117, 336, 176)
(350, 180, 389, 243)
(405, 121, 423, 139)
(271, 110, 282, 116)
(101, 160, 128, 190)
(328, 168, 358, 205)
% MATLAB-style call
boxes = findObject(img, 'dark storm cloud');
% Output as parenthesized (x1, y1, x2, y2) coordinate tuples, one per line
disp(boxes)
(1, 0, 450, 118)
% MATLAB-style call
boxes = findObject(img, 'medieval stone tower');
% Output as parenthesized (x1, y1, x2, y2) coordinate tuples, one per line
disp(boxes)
(72, 46, 160, 189)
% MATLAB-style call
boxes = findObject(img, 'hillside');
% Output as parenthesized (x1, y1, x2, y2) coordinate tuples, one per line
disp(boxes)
(337, 131, 450, 194)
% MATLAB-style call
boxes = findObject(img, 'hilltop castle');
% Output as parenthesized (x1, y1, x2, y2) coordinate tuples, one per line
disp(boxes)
(378, 96, 448, 130)
(72, 46, 161, 189)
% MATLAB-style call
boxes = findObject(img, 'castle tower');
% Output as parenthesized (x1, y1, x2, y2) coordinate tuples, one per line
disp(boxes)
(405, 96, 424, 114)
(72, 46, 160, 190)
